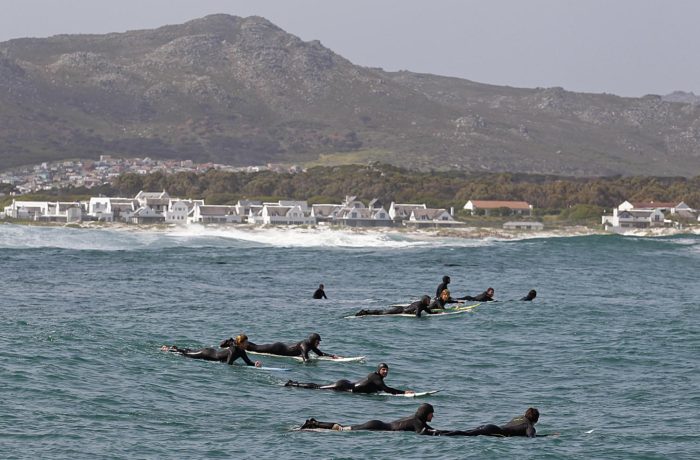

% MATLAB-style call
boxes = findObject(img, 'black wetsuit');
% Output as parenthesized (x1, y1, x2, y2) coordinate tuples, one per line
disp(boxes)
(313, 288, 327, 299)
(287, 371, 405, 395)
(520, 291, 537, 301)
(458, 291, 494, 302)
(435, 281, 450, 299)
(305, 405, 438, 434)
(248, 338, 326, 362)
(170, 345, 256, 366)
(355, 299, 434, 317)
(443, 415, 537, 438)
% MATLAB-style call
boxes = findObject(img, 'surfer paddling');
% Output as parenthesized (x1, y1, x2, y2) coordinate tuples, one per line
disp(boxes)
(285, 362, 415, 395)
(442, 407, 541, 437)
(246, 332, 338, 362)
(355, 295, 438, 317)
(301, 403, 440, 434)
(458, 287, 495, 302)
(161, 334, 262, 367)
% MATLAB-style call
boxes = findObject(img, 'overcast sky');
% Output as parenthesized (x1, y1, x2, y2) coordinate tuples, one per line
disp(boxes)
(1, 0, 698, 97)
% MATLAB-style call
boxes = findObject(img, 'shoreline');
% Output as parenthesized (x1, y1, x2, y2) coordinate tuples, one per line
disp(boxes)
(3, 219, 698, 239)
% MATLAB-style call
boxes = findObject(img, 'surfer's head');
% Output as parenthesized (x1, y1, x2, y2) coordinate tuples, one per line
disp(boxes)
(525, 407, 540, 423)
(421, 295, 431, 306)
(219, 337, 234, 348)
(527, 289, 537, 300)
(415, 403, 434, 422)
(308, 333, 321, 346)
(440, 289, 450, 301)
(234, 334, 249, 348)
(486, 287, 495, 297)
(442, 275, 450, 283)
(377, 362, 389, 377)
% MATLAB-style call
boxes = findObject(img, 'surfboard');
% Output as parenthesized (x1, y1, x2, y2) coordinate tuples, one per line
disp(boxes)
(244, 365, 291, 371)
(248, 351, 365, 363)
(346, 303, 481, 319)
(378, 390, 440, 398)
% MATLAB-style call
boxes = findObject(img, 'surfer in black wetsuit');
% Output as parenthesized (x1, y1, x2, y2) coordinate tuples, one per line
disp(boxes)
(430, 289, 458, 309)
(247, 333, 336, 362)
(354, 295, 436, 317)
(285, 362, 415, 395)
(436, 275, 450, 299)
(520, 289, 537, 301)
(301, 403, 440, 434)
(443, 407, 540, 438)
(458, 287, 495, 302)
(313, 284, 327, 299)
(161, 335, 262, 367)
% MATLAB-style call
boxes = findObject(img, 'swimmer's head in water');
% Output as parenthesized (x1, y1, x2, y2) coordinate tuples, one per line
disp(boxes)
(525, 407, 539, 423)
(308, 333, 321, 344)
(234, 334, 248, 347)
(415, 403, 434, 422)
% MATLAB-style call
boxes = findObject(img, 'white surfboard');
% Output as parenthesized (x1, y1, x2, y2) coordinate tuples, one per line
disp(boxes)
(378, 390, 440, 398)
(244, 365, 291, 371)
(248, 351, 366, 363)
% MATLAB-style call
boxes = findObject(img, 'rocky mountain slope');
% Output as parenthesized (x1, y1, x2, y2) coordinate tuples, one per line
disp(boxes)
(1, 14, 698, 176)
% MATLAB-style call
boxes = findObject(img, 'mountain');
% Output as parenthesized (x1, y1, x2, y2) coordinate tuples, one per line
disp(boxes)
(0, 14, 699, 176)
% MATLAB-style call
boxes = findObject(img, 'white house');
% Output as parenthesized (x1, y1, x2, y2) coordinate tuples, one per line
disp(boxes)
(4, 200, 50, 219)
(335, 206, 392, 227)
(406, 208, 458, 227)
(190, 204, 242, 224)
(135, 190, 171, 215)
(165, 199, 203, 224)
(3, 200, 82, 222)
(258, 205, 315, 225)
(389, 202, 427, 220)
(603, 208, 665, 230)
(311, 204, 343, 222)
(130, 206, 164, 224)
(464, 200, 533, 216)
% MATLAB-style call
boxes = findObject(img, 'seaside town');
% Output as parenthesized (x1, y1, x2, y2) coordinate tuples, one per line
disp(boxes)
(1, 158, 698, 233)
(0, 156, 298, 194)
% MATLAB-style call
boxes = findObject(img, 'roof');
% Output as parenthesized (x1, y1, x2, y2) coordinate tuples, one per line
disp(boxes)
(198, 205, 238, 216)
(469, 200, 531, 209)
(411, 208, 452, 220)
(630, 201, 677, 209)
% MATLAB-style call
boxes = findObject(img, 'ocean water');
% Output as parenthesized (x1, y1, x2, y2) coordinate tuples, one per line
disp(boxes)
(1, 223, 698, 459)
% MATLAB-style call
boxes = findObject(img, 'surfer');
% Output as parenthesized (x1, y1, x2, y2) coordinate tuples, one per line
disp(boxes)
(301, 403, 440, 434)
(435, 275, 451, 299)
(430, 288, 458, 309)
(520, 289, 537, 301)
(161, 334, 262, 367)
(442, 407, 540, 437)
(285, 362, 415, 395)
(247, 332, 337, 362)
(313, 283, 327, 299)
(458, 287, 495, 302)
(354, 295, 436, 317)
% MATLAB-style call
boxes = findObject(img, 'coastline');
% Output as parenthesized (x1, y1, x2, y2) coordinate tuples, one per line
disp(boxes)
(3, 219, 698, 240)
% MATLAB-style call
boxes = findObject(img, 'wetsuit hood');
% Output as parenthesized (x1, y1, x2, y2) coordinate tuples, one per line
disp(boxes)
(308, 333, 321, 343)
(376, 363, 389, 373)
(415, 403, 434, 422)
(442, 275, 450, 283)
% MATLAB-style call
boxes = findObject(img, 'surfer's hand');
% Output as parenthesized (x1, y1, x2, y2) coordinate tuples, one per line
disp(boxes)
(255, 361, 262, 367)
(405, 390, 415, 395)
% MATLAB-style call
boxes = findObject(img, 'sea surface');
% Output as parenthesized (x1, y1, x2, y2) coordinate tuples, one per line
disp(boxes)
(1, 223, 698, 459)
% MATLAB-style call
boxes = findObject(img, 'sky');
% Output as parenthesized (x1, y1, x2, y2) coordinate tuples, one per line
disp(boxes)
(1, 0, 699, 97)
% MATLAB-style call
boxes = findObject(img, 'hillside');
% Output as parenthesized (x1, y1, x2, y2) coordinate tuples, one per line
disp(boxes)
(1, 14, 699, 176)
